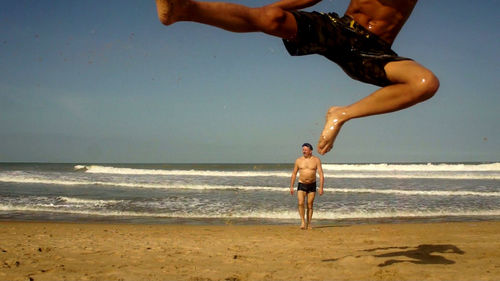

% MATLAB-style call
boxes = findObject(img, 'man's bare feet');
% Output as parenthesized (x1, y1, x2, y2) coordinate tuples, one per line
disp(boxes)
(317, 106, 348, 155)
(156, 0, 186, 25)
(300, 221, 306, 230)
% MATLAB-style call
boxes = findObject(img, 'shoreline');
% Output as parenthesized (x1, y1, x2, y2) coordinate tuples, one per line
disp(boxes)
(1, 220, 499, 280)
(2, 212, 500, 226)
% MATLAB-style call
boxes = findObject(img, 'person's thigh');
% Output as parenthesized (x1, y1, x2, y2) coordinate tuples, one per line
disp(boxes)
(297, 190, 307, 204)
(307, 192, 316, 206)
(384, 60, 434, 84)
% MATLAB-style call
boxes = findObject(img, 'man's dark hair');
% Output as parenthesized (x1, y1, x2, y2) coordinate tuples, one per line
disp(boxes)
(302, 143, 313, 151)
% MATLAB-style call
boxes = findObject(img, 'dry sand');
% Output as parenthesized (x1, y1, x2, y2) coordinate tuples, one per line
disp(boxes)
(1, 221, 499, 280)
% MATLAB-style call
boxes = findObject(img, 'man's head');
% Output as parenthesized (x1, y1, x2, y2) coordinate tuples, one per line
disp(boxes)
(302, 143, 313, 157)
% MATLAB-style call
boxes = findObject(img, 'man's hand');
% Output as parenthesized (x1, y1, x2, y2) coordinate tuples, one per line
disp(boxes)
(319, 187, 324, 195)
(290, 187, 294, 195)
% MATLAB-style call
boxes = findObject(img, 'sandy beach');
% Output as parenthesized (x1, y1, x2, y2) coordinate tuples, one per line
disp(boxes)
(1, 221, 499, 281)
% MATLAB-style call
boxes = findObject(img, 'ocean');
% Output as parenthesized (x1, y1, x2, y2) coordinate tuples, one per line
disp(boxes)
(0, 162, 499, 225)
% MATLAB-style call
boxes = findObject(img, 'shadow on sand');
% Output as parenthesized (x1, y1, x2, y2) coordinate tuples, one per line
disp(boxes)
(313, 225, 349, 229)
(323, 244, 465, 267)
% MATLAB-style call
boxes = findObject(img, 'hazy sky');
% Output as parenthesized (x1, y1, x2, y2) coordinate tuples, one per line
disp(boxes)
(1, 0, 499, 163)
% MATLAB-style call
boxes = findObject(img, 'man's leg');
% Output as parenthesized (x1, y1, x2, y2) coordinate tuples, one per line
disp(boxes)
(317, 60, 440, 155)
(297, 190, 307, 229)
(156, 0, 297, 38)
(306, 191, 316, 229)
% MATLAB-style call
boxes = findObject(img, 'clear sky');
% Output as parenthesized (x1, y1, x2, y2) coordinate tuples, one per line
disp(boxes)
(0, 0, 499, 163)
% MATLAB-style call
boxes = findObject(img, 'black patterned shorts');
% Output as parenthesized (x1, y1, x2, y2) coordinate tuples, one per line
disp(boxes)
(283, 11, 412, 87)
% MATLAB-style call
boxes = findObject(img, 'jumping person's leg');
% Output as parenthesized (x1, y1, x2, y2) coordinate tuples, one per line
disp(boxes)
(155, 0, 297, 38)
(317, 60, 439, 155)
(297, 190, 307, 229)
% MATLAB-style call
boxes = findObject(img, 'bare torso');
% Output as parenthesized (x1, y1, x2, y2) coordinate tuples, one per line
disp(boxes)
(297, 156, 319, 184)
(345, 0, 418, 44)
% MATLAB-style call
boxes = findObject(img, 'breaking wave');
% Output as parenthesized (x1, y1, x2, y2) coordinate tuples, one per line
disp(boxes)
(72, 164, 500, 180)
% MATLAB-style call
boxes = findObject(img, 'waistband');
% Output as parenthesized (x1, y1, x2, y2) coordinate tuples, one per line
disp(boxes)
(326, 13, 392, 48)
(298, 182, 316, 187)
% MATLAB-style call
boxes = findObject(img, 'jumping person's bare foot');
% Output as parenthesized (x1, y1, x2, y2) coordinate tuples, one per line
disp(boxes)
(317, 106, 348, 155)
(155, 0, 186, 25)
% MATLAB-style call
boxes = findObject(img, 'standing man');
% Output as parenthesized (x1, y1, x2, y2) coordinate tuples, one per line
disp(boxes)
(290, 143, 324, 229)
(155, 0, 439, 155)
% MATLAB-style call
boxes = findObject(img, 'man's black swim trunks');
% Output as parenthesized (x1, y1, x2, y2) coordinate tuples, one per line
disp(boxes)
(298, 182, 317, 193)
(283, 11, 412, 87)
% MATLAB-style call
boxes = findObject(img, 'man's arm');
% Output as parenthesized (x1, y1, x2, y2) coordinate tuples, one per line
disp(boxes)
(316, 157, 324, 195)
(267, 0, 322, 11)
(290, 160, 299, 195)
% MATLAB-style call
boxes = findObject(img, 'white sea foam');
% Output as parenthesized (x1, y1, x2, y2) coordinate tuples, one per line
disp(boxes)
(329, 188, 500, 197)
(1, 175, 499, 197)
(0, 174, 285, 191)
(72, 165, 500, 179)
(3, 163, 498, 224)
(239, 209, 500, 220)
(322, 162, 500, 172)
(1, 204, 499, 220)
(0, 175, 282, 191)
(75, 165, 291, 177)
(58, 196, 122, 205)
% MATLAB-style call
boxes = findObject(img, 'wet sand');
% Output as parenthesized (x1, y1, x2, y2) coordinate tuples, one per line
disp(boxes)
(1, 221, 499, 280)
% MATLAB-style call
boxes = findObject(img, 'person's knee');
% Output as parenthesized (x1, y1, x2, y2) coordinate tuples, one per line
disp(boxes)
(410, 69, 440, 102)
(258, 7, 288, 33)
(298, 201, 305, 208)
(307, 202, 314, 210)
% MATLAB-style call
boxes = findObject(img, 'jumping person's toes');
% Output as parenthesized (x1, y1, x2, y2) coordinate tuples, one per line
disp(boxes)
(317, 106, 347, 155)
